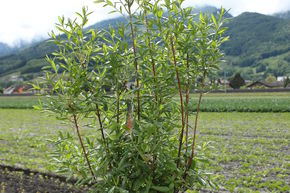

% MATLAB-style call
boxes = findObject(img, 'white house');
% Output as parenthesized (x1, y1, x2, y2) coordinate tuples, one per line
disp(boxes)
(277, 76, 287, 82)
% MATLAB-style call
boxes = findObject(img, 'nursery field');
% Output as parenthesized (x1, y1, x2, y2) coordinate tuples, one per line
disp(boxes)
(0, 109, 289, 192)
(189, 92, 290, 112)
(0, 96, 40, 109)
(1, 92, 290, 112)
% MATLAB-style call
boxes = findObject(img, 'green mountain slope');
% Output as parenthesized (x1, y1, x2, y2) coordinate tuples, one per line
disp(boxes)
(0, 43, 14, 57)
(220, 12, 290, 79)
(0, 8, 289, 86)
(274, 10, 290, 19)
(0, 6, 227, 84)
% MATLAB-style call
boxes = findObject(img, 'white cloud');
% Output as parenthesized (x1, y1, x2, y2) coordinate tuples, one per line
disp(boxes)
(0, 0, 290, 47)
(0, 0, 118, 46)
(185, 0, 290, 16)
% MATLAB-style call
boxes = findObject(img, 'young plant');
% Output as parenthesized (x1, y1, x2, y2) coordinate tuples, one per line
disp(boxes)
(39, 1, 229, 192)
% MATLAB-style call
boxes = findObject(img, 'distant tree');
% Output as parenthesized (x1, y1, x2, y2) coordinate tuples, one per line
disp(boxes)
(256, 63, 266, 73)
(265, 74, 276, 83)
(0, 86, 3, 94)
(229, 73, 245, 89)
(284, 76, 290, 88)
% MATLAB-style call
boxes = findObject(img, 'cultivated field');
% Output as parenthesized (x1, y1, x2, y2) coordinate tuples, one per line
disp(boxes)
(1, 92, 290, 112)
(0, 93, 289, 192)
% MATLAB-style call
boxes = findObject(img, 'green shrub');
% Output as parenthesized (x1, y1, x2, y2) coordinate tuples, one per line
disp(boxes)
(36, 1, 228, 192)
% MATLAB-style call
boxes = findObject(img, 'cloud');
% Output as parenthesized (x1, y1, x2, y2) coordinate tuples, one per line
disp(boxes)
(0, 0, 290, 47)
(0, 0, 118, 46)
(185, 0, 290, 16)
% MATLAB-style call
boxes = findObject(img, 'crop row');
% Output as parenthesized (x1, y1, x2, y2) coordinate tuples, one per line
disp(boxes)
(188, 97, 290, 112)
(1, 92, 290, 112)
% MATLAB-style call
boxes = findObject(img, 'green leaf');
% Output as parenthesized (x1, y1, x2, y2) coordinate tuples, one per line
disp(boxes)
(50, 60, 57, 73)
(211, 14, 218, 28)
(94, 0, 104, 4)
(157, 9, 163, 18)
(32, 84, 40, 90)
(151, 186, 170, 192)
(92, 30, 96, 40)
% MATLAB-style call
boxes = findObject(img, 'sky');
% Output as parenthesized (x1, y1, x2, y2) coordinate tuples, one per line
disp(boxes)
(0, 0, 290, 47)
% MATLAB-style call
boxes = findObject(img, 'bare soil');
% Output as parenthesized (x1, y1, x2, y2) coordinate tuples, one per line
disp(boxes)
(0, 165, 87, 193)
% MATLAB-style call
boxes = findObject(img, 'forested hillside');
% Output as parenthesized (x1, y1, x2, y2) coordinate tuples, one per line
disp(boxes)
(274, 10, 290, 19)
(0, 7, 289, 86)
(0, 43, 14, 58)
(220, 12, 290, 80)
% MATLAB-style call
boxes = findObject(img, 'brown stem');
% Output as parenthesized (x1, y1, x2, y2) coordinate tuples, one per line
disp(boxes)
(145, 12, 159, 181)
(185, 53, 190, 154)
(183, 77, 205, 181)
(145, 11, 158, 103)
(128, 5, 140, 120)
(117, 84, 120, 125)
(96, 103, 106, 145)
(71, 109, 96, 182)
(170, 35, 185, 168)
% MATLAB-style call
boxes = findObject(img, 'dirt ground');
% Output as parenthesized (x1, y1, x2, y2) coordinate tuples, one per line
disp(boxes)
(0, 165, 87, 193)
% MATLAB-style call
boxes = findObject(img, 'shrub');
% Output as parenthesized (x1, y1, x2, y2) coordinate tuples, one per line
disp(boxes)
(229, 73, 245, 89)
(284, 76, 290, 88)
(36, 1, 228, 192)
(265, 74, 276, 83)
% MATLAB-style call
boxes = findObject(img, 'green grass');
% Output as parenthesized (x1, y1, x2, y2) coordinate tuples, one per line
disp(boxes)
(196, 112, 290, 192)
(188, 92, 290, 112)
(189, 93, 290, 112)
(1, 92, 290, 112)
(0, 96, 41, 109)
(0, 109, 92, 172)
(0, 109, 289, 192)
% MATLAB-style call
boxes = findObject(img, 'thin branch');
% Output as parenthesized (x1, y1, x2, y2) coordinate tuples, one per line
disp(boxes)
(183, 73, 205, 181)
(96, 103, 107, 146)
(170, 35, 185, 168)
(117, 82, 120, 125)
(145, 11, 158, 103)
(70, 106, 96, 182)
(128, 4, 140, 120)
(185, 53, 190, 154)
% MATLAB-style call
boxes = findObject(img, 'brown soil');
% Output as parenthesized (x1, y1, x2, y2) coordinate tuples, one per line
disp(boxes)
(0, 165, 87, 193)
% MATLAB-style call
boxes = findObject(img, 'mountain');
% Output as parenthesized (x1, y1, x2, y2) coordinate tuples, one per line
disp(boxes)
(0, 7, 290, 86)
(0, 6, 230, 87)
(274, 10, 290, 19)
(219, 12, 290, 80)
(0, 42, 14, 57)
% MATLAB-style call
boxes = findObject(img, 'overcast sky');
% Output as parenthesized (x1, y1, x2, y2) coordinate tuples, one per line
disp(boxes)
(0, 0, 290, 47)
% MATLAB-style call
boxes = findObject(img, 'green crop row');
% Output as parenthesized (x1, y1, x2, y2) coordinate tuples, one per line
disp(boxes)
(0, 96, 40, 109)
(1, 92, 290, 112)
(189, 97, 290, 112)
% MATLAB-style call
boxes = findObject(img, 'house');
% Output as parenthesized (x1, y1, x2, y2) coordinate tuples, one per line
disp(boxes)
(20, 84, 34, 94)
(13, 85, 25, 94)
(3, 84, 35, 95)
(246, 81, 284, 89)
(277, 76, 287, 82)
(3, 87, 15, 94)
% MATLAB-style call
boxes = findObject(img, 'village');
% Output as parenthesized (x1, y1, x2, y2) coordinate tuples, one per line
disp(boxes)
(1, 74, 289, 95)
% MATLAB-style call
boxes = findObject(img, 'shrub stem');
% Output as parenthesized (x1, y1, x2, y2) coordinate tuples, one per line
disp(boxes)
(145, 11, 158, 103)
(170, 35, 185, 168)
(70, 106, 96, 182)
(96, 103, 107, 146)
(184, 74, 205, 180)
(185, 53, 190, 154)
(128, 4, 140, 120)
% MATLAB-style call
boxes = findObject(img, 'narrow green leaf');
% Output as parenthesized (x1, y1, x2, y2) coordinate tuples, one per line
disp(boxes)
(151, 186, 170, 192)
